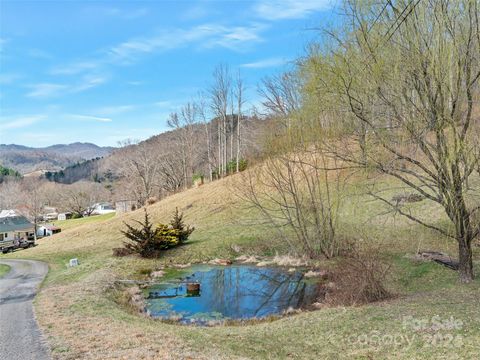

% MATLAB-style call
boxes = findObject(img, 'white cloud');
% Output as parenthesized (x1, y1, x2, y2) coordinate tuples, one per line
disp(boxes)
(49, 22, 266, 85)
(202, 24, 265, 50)
(71, 75, 108, 93)
(50, 61, 99, 76)
(26, 83, 68, 98)
(67, 114, 113, 123)
(241, 57, 286, 68)
(26, 75, 107, 98)
(108, 23, 265, 63)
(254, 0, 332, 20)
(0, 115, 45, 130)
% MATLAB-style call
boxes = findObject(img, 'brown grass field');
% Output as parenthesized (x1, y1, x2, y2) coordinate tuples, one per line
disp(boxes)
(4, 173, 479, 359)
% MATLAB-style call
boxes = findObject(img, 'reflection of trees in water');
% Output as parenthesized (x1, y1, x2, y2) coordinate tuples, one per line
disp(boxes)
(205, 267, 311, 317)
(148, 266, 317, 319)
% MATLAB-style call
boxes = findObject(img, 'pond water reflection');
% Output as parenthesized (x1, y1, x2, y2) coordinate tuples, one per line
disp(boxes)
(145, 265, 319, 324)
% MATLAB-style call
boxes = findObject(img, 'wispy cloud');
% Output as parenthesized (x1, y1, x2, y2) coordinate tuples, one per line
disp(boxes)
(26, 83, 68, 98)
(67, 114, 113, 123)
(254, 0, 332, 20)
(241, 57, 286, 68)
(50, 61, 99, 76)
(95, 105, 136, 116)
(72, 75, 108, 92)
(26, 75, 107, 98)
(49, 22, 266, 85)
(0, 115, 45, 130)
(108, 23, 266, 63)
(202, 24, 265, 51)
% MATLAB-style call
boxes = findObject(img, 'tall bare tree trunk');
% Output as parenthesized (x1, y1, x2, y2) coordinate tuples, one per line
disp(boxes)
(218, 119, 222, 178)
(205, 121, 213, 182)
(236, 112, 241, 172)
(223, 113, 227, 176)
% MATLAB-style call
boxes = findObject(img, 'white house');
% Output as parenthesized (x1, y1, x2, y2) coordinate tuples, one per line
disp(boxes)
(0, 210, 35, 242)
(37, 224, 61, 237)
(88, 203, 115, 216)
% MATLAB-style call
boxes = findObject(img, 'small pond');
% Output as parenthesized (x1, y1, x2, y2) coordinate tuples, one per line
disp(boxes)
(145, 265, 320, 324)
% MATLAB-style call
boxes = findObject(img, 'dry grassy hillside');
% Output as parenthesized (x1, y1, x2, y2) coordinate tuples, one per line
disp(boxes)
(5, 171, 480, 359)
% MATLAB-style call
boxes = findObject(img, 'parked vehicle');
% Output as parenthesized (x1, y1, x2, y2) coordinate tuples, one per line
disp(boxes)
(0, 238, 16, 254)
(0, 210, 36, 254)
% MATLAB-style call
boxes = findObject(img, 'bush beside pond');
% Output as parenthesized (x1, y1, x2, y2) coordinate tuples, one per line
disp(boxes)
(116, 208, 194, 258)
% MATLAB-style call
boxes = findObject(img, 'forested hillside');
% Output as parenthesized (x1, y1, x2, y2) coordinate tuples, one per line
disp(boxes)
(0, 143, 114, 174)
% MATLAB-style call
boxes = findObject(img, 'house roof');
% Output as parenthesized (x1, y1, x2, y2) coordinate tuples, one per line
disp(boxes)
(40, 224, 60, 231)
(0, 215, 34, 232)
(0, 210, 18, 218)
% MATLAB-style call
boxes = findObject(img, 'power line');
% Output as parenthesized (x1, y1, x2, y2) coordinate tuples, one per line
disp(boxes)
(383, 0, 421, 43)
(367, 1, 392, 34)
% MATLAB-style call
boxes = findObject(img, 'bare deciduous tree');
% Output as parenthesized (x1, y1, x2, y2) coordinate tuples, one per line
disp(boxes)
(240, 140, 347, 259)
(259, 72, 302, 129)
(210, 64, 231, 177)
(307, 0, 480, 282)
(58, 181, 109, 217)
(115, 140, 160, 205)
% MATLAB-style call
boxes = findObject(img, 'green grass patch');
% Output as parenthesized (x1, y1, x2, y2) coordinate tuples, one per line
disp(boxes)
(52, 213, 116, 232)
(0, 264, 10, 278)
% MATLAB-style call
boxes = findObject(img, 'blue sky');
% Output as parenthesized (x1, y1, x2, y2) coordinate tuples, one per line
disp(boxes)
(0, 0, 337, 147)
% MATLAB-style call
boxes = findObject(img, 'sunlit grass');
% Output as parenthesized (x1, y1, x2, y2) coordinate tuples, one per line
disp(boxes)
(52, 212, 116, 232)
(4, 173, 480, 359)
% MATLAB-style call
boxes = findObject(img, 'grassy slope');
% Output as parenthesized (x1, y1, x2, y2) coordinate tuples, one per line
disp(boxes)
(0, 264, 10, 278)
(48, 213, 115, 232)
(3, 174, 479, 359)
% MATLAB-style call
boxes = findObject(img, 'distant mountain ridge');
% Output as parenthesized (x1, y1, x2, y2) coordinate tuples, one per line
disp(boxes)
(0, 142, 115, 174)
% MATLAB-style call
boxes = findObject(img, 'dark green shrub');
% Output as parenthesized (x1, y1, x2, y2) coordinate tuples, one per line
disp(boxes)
(170, 207, 194, 244)
(120, 209, 194, 258)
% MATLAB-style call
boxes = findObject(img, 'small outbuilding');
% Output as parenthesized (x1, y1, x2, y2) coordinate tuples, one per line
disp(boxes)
(37, 224, 61, 238)
(57, 212, 73, 221)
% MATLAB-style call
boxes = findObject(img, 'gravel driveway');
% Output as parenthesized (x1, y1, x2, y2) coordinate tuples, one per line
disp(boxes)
(0, 259, 50, 360)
